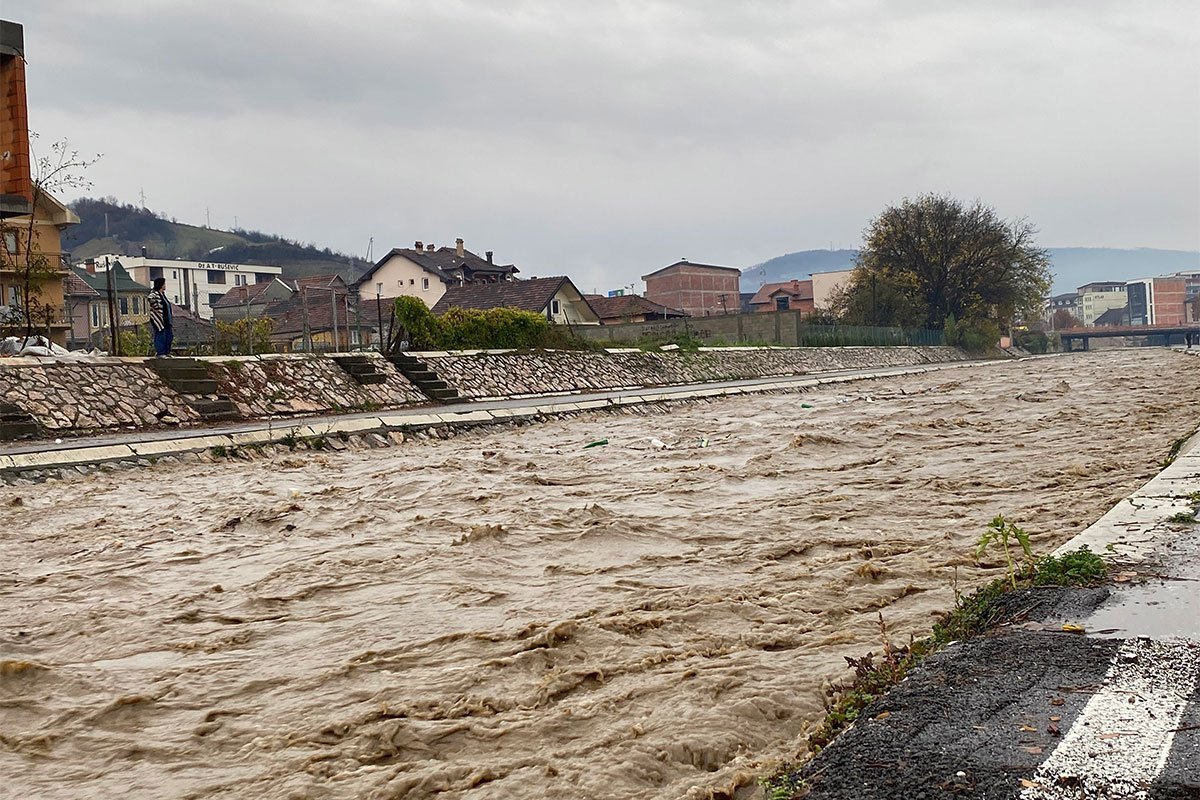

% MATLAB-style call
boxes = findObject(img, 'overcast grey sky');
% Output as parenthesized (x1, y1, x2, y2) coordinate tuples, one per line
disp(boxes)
(9, 0, 1199, 290)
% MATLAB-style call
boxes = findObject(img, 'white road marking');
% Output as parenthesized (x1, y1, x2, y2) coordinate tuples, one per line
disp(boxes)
(1022, 638, 1200, 799)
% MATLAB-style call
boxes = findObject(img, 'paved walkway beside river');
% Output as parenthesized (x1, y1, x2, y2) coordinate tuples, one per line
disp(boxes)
(794, 429, 1200, 799)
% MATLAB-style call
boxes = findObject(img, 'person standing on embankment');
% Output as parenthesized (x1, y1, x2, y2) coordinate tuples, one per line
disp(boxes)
(147, 277, 174, 357)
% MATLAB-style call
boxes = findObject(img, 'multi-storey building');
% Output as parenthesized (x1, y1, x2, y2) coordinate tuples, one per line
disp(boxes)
(642, 259, 740, 317)
(1076, 282, 1127, 327)
(86, 254, 284, 320)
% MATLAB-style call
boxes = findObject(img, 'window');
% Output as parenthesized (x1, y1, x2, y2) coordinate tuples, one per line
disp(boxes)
(409, 278, 415, 285)
(255, 273, 271, 283)
(422, 278, 429, 290)
(119, 297, 129, 315)
(174, 295, 180, 303)
(149, 266, 164, 280)
(208, 293, 224, 307)
(775, 296, 790, 310)
(132, 297, 140, 314)
(6, 285, 17, 305)
(551, 299, 561, 315)
(207, 270, 227, 284)
(234, 274, 247, 286)
(91, 305, 99, 327)
(3, 231, 16, 254)
(172, 271, 177, 279)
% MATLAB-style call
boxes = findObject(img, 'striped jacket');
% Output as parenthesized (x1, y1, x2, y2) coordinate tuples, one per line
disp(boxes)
(147, 290, 172, 332)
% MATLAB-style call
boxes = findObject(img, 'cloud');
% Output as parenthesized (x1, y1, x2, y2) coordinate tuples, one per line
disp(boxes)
(9, 0, 1199, 289)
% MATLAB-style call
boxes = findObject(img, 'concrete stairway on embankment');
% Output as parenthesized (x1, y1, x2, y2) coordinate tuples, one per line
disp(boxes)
(333, 355, 388, 385)
(390, 353, 460, 401)
(0, 402, 39, 441)
(148, 358, 238, 421)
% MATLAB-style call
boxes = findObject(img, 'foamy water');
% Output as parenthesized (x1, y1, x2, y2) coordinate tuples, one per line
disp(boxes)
(1, 349, 1195, 799)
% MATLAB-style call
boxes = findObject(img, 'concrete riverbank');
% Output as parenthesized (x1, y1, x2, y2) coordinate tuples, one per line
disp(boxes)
(0, 357, 1000, 481)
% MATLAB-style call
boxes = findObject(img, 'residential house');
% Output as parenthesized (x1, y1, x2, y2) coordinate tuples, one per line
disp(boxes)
(262, 290, 371, 351)
(431, 276, 600, 325)
(747, 280, 815, 313)
(63, 270, 99, 348)
(66, 260, 151, 346)
(810, 268, 854, 311)
(1076, 282, 1126, 327)
(211, 277, 293, 322)
(1046, 292, 1081, 323)
(352, 239, 518, 308)
(1093, 306, 1128, 327)
(583, 293, 686, 324)
(642, 260, 741, 317)
(0, 21, 76, 345)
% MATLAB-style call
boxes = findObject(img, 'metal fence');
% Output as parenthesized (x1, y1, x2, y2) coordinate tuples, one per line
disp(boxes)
(794, 324, 945, 347)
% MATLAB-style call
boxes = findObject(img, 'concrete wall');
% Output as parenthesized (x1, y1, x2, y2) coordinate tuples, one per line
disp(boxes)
(575, 308, 945, 347)
(419, 346, 969, 400)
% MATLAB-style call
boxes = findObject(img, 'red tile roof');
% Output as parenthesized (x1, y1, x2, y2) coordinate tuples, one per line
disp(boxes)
(583, 293, 686, 320)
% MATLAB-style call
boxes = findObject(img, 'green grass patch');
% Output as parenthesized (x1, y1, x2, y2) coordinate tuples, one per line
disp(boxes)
(1167, 511, 1198, 525)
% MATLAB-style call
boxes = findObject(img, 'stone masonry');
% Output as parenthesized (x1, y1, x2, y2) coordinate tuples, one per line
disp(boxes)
(204, 354, 426, 418)
(420, 346, 970, 400)
(0, 360, 200, 431)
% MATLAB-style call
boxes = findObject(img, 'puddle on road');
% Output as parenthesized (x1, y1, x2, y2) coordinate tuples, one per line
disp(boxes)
(1087, 528, 1200, 639)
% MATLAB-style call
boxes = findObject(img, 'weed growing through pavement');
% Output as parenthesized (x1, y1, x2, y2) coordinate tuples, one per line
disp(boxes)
(1167, 511, 1198, 524)
(975, 514, 1034, 589)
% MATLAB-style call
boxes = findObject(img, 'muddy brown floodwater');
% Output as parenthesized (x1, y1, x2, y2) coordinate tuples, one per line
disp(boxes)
(2, 349, 1198, 800)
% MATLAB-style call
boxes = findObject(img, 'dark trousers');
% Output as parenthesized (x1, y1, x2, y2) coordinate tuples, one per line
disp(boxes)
(153, 327, 174, 356)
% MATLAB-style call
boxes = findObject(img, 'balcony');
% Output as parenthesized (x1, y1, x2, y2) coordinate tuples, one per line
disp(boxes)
(0, 251, 72, 276)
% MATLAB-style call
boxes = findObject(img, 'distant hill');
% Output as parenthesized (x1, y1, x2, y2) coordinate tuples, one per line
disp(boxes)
(744, 247, 1200, 295)
(64, 198, 372, 282)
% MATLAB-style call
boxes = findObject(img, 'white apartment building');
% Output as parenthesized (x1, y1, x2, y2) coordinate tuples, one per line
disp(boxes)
(85, 254, 284, 320)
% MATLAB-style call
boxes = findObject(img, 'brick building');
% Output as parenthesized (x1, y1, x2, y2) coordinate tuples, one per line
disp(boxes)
(642, 260, 740, 317)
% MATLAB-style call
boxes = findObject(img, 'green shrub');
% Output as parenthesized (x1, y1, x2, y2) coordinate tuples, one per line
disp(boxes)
(393, 298, 597, 351)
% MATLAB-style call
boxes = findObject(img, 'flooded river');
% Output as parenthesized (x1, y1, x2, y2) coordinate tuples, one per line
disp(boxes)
(3, 349, 1198, 799)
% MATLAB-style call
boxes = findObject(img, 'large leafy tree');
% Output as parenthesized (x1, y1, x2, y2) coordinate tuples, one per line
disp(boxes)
(835, 194, 1051, 331)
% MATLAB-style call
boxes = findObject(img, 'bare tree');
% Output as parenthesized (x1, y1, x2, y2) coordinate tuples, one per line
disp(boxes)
(0, 134, 100, 340)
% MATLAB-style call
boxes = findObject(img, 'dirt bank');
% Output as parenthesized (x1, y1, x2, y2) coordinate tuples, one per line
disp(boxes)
(2, 349, 1197, 799)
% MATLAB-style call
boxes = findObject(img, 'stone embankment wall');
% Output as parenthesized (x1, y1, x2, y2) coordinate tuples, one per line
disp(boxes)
(0, 353, 425, 437)
(205, 355, 425, 418)
(0, 360, 201, 431)
(420, 345, 969, 400)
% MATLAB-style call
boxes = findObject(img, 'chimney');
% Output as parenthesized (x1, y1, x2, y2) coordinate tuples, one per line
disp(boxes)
(414, 240, 423, 250)
(85, 258, 96, 275)
(455, 238, 465, 258)
(486, 250, 493, 264)
(141, 246, 148, 258)
(426, 244, 435, 252)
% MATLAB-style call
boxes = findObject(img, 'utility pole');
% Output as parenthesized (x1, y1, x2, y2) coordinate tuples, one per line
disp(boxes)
(245, 294, 254, 356)
(330, 289, 338, 351)
(301, 287, 311, 352)
(104, 257, 120, 356)
(350, 293, 360, 349)
(375, 284, 383, 353)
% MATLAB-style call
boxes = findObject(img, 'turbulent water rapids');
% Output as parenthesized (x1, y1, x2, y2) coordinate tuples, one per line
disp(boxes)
(2, 349, 1197, 799)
